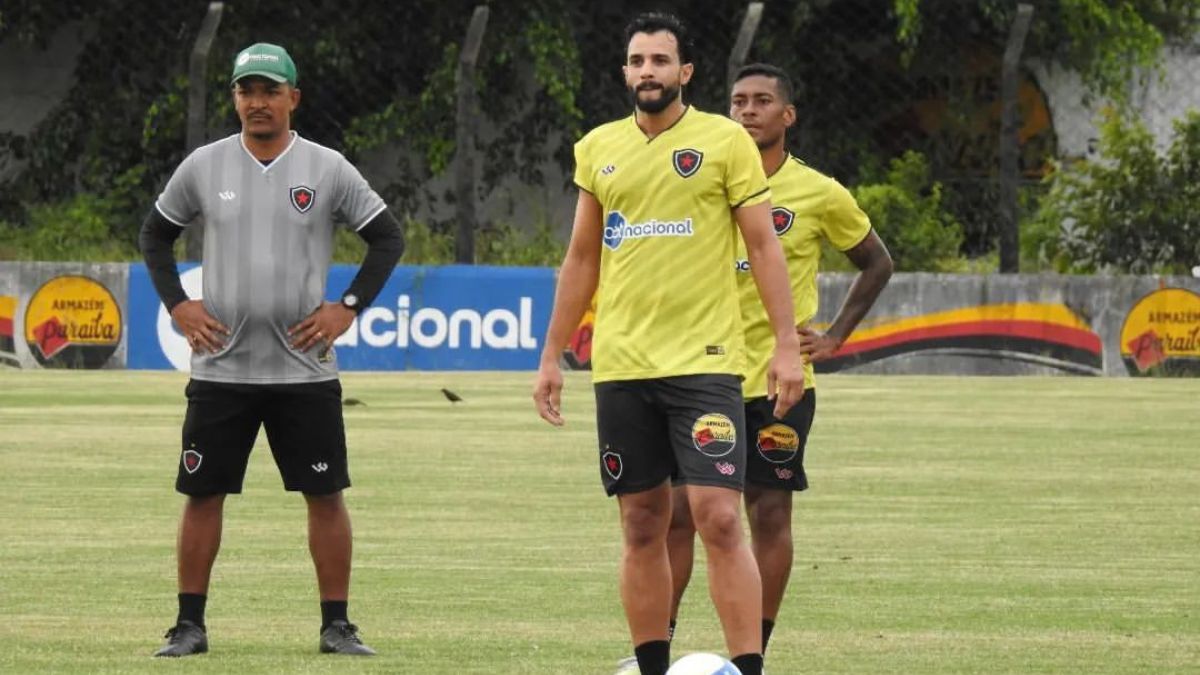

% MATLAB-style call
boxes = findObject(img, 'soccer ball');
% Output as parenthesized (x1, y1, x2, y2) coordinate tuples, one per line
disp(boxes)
(667, 652, 743, 675)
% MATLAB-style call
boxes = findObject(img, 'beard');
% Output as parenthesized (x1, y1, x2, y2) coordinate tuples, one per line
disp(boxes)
(630, 82, 681, 114)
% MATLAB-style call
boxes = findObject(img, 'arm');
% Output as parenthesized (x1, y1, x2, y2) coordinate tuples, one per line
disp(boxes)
(735, 200, 805, 417)
(798, 230, 893, 361)
(138, 208, 188, 312)
(532, 190, 603, 426)
(289, 210, 405, 352)
(138, 208, 228, 352)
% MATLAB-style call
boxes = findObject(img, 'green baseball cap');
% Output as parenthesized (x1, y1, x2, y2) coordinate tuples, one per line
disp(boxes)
(231, 43, 298, 86)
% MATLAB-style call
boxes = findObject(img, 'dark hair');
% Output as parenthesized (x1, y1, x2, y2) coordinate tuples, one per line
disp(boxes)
(624, 11, 693, 64)
(733, 63, 795, 104)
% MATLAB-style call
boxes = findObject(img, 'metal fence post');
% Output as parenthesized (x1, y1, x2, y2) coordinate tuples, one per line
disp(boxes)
(999, 4, 1034, 273)
(184, 2, 224, 262)
(454, 6, 490, 265)
(727, 2, 765, 90)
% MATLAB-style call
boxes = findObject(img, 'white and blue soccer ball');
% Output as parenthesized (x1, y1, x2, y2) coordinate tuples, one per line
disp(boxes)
(666, 652, 743, 675)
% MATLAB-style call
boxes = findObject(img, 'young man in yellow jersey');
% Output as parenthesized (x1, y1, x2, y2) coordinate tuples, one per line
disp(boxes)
(532, 14, 807, 675)
(665, 63, 894, 667)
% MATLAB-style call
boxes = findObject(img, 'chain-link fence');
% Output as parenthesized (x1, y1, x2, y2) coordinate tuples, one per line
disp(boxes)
(2, 1, 1198, 268)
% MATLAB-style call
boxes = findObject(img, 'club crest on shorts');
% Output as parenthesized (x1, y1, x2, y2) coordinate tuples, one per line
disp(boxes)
(673, 148, 703, 178)
(182, 448, 203, 474)
(771, 206, 795, 236)
(692, 413, 736, 457)
(602, 450, 623, 480)
(289, 185, 315, 213)
(757, 423, 800, 464)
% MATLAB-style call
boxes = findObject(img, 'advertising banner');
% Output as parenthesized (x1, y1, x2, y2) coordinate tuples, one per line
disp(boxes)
(126, 263, 554, 371)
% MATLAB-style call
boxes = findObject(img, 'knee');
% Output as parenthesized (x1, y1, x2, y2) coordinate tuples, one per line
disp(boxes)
(750, 502, 792, 546)
(744, 487, 792, 540)
(693, 506, 743, 552)
(622, 504, 669, 551)
(184, 494, 225, 515)
(304, 491, 345, 516)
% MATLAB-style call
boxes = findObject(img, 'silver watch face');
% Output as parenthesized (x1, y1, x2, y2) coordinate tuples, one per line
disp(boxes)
(342, 294, 359, 308)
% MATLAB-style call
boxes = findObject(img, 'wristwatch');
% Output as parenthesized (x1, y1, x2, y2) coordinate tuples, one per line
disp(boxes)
(340, 293, 360, 313)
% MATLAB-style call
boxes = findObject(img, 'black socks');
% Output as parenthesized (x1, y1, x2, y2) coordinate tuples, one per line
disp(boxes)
(177, 593, 206, 628)
(762, 618, 775, 653)
(732, 653, 764, 675)
(320, 600, 348, 631)
(634, 639, 671, 675)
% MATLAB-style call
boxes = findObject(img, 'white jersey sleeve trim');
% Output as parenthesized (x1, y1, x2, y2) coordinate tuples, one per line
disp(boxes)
(352, 204, 388, 232)
(154, 201, 189, 227)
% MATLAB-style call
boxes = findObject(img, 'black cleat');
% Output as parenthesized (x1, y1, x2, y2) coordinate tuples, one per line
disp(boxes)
(319, 620, 376, 655)
(153, 620, 208, 657)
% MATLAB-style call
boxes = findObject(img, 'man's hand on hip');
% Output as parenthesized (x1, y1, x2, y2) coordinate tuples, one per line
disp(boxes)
(289, 302, 356, 354)
(171, 300, 230, 354)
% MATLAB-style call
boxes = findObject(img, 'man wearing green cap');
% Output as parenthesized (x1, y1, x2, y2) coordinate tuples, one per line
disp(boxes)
(140, 42, 404, 657)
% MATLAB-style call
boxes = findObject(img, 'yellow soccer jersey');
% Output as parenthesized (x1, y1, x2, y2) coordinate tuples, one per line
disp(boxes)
(736, 156, 871, 398)
(574, 107, 770, 382)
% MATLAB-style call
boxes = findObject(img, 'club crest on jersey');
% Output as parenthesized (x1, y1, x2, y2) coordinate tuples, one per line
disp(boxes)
(602, 450, 623, 480)
(182, 448, 203, 474)
(772, 206, 795, 236)
(290, 185, 315, 213)
(673, 148, 703, 178)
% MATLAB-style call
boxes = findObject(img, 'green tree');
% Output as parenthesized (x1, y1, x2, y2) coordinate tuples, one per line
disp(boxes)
(1029, 111, 1200, 274)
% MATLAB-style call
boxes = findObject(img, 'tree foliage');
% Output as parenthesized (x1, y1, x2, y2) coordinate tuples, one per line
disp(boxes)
(1, 0, 1198, 265)
(1028, 111, 1200, 274)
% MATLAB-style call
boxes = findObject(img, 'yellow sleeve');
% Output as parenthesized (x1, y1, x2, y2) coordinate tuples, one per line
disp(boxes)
(822, 179, 872, 251)
(724, 127, 770, 208)
(573, 135, 595, 194)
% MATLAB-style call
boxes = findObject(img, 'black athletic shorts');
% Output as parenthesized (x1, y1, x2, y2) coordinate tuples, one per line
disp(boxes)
(177, 378, 350, 496)
(745, 389, 816, 491)
(594, 374, 746, 496)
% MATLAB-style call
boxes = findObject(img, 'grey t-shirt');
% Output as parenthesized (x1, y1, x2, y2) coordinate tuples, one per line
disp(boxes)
(156, 132, 386, 383)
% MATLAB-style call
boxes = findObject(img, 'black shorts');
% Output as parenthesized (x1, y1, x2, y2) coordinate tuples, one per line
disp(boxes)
(594, 374, 746, 496)
(745, 389, 816, 491)
(177, 379, 350, 496)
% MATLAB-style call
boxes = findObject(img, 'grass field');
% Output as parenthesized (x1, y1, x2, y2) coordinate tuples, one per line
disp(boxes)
(0, 370, 1197, 674)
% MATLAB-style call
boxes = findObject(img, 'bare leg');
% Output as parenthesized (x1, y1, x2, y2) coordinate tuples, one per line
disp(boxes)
(667, 484, 696, 623)
(745, 486, 794, 622)
(617, 482, 673, 646)
(305, 491, 352, 600)
(687, 484, 761, 657)
(178, 494, 226, 594)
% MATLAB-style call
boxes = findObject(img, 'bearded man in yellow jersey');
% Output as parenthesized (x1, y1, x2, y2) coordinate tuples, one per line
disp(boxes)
(665, 63, 894, 668)
(532, 14, 806, 675)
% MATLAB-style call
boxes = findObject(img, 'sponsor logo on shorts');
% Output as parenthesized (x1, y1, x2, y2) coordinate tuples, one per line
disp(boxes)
(714, 461, 736, 476)
(756, 423, 800, 464)
(603, 211, 695, 251)
(290, 185, 315, 213)
(772, 206, 795, 236)
(774, 467, 795, 480)
(311, 462, 329, 473)
(692, 413, 737, 458)
(602, 450, 623, 480)
(183, 448, 203, 474)
(673, 148, 703, 178)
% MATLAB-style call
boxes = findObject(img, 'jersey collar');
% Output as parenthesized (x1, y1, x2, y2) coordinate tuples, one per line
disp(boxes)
(239, 130, 299, 173)
(631, 105, 691, 143)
